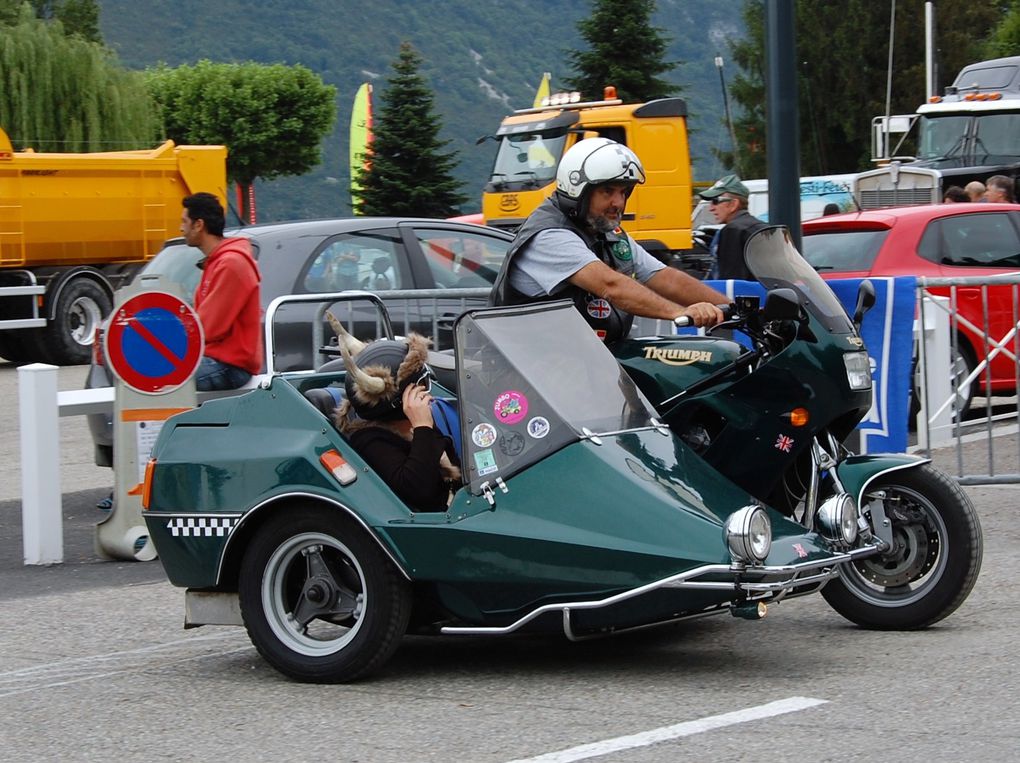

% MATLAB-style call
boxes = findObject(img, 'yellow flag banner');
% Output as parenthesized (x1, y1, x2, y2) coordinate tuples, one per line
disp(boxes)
(533, 72, 551, 108)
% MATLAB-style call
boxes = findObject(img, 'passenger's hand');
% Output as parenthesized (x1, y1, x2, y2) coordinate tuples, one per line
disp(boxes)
(679, 302, 726, 328)
(402, 384, 434, 428)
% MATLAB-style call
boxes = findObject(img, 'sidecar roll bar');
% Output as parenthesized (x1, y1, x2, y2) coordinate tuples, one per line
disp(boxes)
(440, 538, 884, 639)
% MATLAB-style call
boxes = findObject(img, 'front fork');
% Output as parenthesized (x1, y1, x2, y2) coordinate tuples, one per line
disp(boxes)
(803, 432, 894, 551)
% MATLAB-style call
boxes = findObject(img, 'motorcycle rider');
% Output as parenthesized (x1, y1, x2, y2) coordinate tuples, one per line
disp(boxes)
(490, 137, 726, 343)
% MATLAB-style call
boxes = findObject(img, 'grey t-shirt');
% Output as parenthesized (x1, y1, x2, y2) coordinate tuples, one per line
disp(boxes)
(508, 228, 665, 297)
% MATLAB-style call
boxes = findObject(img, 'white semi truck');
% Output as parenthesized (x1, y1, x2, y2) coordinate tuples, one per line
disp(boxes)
(856, 56, 1020, 208)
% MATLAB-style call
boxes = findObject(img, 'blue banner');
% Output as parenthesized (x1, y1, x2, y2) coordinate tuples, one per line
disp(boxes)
(700, 277, 916, 453)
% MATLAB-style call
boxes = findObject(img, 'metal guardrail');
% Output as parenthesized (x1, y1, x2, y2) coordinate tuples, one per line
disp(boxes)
(913, 274, 1020, 484)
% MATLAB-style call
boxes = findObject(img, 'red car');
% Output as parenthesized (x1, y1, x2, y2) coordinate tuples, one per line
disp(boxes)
(801, 203, 1020, 403)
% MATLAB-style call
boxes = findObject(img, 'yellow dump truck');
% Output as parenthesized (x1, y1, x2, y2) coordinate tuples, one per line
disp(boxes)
(0, 128, 227, 365)
(481, 89, 693, 258)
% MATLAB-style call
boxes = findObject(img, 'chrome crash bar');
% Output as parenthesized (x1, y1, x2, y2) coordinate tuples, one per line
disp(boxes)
(440, 539, 883, 637)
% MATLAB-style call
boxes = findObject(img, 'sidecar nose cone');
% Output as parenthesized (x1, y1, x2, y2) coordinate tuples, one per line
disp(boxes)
(725, 505, 772, 564)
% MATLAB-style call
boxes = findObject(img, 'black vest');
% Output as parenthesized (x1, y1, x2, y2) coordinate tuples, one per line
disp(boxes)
(488, 196, 636, 343)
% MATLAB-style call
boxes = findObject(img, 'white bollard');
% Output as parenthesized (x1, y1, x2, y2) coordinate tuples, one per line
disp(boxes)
(18, 363, 63, 565)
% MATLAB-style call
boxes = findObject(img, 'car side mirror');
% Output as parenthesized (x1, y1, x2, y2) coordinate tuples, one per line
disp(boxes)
(762, 288, 803, 321)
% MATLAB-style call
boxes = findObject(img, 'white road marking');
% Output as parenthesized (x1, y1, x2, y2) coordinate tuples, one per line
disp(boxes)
(0, 632, 251, 698)
(505, 696, 829, 763)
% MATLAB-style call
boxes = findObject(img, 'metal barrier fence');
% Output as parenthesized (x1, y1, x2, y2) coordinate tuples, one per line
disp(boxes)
(914, 274, 1020, 485)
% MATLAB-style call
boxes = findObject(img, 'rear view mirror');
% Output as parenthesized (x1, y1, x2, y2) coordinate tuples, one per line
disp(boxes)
(762, 288, 803, 321)
(853, 280, 876, 331)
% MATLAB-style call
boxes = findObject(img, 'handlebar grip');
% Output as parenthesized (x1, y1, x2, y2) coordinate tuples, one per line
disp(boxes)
(673, 304, 731, 329)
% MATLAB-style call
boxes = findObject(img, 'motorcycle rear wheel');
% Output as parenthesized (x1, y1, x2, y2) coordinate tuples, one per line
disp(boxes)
(822, 463, 982, 629)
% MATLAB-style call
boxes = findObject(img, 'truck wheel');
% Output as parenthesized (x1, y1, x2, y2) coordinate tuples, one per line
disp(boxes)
(42, 279, 112, 366)
(0, 331, 30, 363)
(238, 507, 411, 683)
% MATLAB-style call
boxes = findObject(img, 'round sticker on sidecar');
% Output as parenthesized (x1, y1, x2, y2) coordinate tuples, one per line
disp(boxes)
(493, 390, 528, 425)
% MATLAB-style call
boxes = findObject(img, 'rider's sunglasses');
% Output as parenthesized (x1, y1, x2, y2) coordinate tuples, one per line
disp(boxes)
(710, 196, 737, 206)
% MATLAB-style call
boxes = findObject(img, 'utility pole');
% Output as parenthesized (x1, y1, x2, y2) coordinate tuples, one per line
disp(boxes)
(715, 55, 741, 176)
(765, 0, 801, 250)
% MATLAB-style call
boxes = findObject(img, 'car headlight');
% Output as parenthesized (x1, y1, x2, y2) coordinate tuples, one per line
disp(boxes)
(843, 351, 872, 390)
(724, 505, 772, 564)
(816, 493, 859, 546)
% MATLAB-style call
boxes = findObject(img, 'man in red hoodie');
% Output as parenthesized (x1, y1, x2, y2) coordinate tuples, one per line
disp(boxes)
(180, 193, 263, 390)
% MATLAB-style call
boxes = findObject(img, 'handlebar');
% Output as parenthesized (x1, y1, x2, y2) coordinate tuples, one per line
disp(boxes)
(673, 304, 732, 329)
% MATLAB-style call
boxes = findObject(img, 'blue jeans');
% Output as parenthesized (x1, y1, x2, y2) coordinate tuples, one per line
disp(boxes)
(195, 356, 251, 391)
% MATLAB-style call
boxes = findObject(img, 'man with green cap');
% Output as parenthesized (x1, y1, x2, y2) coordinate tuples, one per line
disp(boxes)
(699, 174, 766, 280)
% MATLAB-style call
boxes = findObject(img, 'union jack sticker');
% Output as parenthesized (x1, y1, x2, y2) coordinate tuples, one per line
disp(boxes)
(793, 543, 808, 558)
(774, 434, 794, 453)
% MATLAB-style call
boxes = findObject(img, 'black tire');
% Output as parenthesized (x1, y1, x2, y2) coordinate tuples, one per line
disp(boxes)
(822, 463, 982, 629)
(0, 331, 31, 363)
(238, 506, 411, 683)
(40, 278, 112, 366)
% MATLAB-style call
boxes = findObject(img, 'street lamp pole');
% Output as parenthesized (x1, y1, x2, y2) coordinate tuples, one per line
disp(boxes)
(715, 55, 741, 176)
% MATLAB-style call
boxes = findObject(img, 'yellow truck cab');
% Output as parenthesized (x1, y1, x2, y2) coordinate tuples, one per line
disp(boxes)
(481, 89, 693, 258)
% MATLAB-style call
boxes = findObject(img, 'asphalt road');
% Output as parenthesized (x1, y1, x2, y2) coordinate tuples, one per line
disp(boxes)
(2, 359, 1019, 762)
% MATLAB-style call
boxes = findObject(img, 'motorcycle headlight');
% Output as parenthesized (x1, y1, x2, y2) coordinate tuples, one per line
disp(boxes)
(724, 505, 772, 564)
(816, 493, 859, 546)
(843, 351, 872, 390)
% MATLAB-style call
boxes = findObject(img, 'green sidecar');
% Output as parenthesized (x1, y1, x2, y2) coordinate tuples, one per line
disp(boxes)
(142, 299, 885, 683)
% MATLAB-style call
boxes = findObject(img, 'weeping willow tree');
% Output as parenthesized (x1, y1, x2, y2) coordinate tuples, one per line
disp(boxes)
(0, 4, 157, 151)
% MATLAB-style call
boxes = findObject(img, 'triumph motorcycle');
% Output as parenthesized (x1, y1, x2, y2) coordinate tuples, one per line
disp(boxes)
(139, 228, 981, 682)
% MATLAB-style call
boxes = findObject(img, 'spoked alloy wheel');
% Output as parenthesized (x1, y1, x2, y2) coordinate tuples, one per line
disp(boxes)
(822, 463, 982, 629)
(239, 507, 410, 682)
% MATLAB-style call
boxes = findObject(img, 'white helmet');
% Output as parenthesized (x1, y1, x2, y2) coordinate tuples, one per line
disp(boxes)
(555, 137, 646, 216)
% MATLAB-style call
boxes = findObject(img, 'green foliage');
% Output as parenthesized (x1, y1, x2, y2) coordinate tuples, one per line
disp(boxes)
(984, 1, 1020, 58)
(0, 7, 156, 150)
(564, 0, 678, 102)
(722, 0, 1008, 178)
(145, 59, 337, 186)
(0, 0, 103, 42)
(94, 0, 746, 221)
(355, 43, 467, 217)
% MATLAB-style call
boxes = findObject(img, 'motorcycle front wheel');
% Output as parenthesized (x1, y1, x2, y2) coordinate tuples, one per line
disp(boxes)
(822, 463, 982, 629)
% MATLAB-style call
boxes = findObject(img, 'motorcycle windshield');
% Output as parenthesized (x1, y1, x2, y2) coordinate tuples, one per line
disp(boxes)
(455, 301, 657, 495)
(745, 227, 855, 334)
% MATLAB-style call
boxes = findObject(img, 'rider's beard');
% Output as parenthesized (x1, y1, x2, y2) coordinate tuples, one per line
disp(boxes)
(588, 210, 621, 233)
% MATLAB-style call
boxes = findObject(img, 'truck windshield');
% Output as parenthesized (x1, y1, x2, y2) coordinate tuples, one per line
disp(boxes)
(489, 131, 568, 188)
(917, 115, 970, 159)
(973, 113, 1020, 157)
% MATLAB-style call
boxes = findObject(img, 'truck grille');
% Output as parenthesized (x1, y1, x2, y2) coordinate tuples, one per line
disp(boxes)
(859, 188, 937, 209)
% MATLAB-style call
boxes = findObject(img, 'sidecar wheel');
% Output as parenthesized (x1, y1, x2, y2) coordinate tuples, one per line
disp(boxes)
(822, 464, 982, 629)
(238, 507, 411, 683)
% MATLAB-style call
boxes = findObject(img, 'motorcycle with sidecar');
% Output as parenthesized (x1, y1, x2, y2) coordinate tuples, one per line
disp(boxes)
(141, 227, 981, 682)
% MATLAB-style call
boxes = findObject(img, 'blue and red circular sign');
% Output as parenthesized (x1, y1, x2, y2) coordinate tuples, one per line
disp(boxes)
(105, 292, 204, 394)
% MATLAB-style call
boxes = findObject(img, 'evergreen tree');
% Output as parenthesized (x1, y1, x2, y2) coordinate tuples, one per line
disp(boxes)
(721, 0, 1006, 178)
(356, 42, 466, 217)
(564, 0, 677, 103)
(0, 5, 156, 151)
(984, 0, 1020, 58)
(146, 60, 337, 223)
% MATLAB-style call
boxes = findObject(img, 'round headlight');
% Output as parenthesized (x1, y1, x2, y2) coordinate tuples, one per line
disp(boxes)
(724, 505, 772, 564)
(816, 493, 859, 546)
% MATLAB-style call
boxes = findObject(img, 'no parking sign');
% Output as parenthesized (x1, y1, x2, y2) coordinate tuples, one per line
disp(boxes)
(105, 292, 204, 394)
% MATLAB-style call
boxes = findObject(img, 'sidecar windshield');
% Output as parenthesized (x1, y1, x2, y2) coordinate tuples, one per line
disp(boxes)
(745, 227, 854, 333)
(455, 301, 657, 494)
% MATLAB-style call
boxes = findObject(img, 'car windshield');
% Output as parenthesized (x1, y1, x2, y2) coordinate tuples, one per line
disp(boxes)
(489, 130, 568, 188)
(136, 242, 204, 303)
(455, 301, 657, 495)
(745, 227, 855, 334)
(800, 228, 888, 272)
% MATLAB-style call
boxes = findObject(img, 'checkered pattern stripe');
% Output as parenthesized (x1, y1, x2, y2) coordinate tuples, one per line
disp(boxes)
(166, 516, 238, 537)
